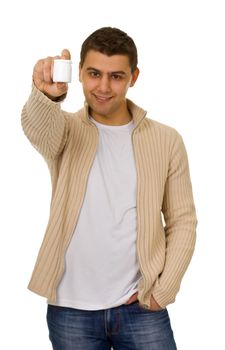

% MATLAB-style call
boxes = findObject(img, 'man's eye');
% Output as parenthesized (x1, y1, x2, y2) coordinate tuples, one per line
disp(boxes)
(89, 71, 100, 78)
(111, 74, 122, 80)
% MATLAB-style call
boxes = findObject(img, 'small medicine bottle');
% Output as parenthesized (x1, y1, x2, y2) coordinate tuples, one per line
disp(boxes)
(53, 59, 72, 83)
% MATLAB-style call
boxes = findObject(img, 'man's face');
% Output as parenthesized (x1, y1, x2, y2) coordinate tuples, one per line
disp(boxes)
(79, 50, 139, 121)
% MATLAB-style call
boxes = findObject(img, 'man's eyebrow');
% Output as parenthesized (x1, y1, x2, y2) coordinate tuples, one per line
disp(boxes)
(86, 67, 100, 72)
(86, 67, 126, 75)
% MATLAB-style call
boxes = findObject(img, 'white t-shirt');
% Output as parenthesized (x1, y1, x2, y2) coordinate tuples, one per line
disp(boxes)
(54, 117, 142, 310)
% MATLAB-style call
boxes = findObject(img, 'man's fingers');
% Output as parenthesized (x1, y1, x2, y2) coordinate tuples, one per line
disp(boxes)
(56, 82, 68, 92)
(61, 49, 71, 60)
(43, 57, 53, 83)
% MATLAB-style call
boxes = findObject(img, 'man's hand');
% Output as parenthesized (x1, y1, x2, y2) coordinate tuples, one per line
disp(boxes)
(33, 49, 71, 100)
(125, 292, 138, 305)
(125, 292, 162, 311)
(150, 295, 162, 311)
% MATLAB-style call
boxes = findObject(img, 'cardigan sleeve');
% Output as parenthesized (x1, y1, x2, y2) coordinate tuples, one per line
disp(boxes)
(21, 84, 69, 161)
(151, 131, 197, 308)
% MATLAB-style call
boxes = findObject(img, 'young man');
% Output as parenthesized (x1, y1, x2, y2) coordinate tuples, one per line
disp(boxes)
(21, 27, 197, 349)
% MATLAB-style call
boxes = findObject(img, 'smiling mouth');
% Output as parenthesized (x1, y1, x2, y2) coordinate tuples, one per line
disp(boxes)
(93, 94, 113, 102)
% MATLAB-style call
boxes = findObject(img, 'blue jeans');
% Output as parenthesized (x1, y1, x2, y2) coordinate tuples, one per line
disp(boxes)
(47, 302, 177, 349)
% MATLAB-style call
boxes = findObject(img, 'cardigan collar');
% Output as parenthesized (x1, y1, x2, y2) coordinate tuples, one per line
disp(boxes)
(80, 99, 147, 128)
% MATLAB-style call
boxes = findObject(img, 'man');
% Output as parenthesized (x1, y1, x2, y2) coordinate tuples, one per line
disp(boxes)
(21, 27, 197, 349)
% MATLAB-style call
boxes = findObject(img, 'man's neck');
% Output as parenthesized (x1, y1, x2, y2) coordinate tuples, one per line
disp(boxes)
(89, 110, 132, 126)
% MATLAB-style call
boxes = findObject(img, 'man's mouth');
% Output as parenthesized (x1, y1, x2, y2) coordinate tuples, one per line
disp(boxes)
(93, 94, 113, 102)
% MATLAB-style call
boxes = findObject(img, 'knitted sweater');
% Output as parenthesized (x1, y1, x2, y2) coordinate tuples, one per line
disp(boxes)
(21, 85, 197, 309)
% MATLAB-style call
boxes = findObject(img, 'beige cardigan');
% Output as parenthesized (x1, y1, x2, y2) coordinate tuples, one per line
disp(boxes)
(21, 85, 197, 309)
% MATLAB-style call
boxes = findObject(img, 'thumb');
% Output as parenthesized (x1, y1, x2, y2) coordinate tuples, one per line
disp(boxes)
(125, 292, 138, 305)
(61, 49, 71, 60)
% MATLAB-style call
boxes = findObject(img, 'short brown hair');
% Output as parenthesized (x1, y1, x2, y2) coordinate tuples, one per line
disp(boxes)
(80, 27, 138, 73)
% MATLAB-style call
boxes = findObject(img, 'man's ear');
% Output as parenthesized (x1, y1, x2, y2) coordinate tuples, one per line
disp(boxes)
(130, 67, 140, 87)
(79, 64, 82, 82)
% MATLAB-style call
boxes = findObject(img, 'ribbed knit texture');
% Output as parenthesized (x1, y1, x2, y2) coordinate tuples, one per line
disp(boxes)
(21, 85, 197, 309)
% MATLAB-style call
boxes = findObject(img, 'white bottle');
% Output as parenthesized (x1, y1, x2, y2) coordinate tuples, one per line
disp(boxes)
(53, 59, 72, 83)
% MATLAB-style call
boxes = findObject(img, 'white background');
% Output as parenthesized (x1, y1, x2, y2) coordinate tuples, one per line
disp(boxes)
(1, 0, 224, 349)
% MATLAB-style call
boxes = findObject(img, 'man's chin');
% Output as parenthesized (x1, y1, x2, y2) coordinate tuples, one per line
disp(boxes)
(89, 105, 112, 119)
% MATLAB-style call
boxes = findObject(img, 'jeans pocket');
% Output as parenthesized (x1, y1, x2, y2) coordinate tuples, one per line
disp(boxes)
(136, 301, 165, 313)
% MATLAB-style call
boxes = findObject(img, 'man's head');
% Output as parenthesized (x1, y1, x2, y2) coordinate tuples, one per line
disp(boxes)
(79, 27, 139, 125)
(80, 27, 138, 74)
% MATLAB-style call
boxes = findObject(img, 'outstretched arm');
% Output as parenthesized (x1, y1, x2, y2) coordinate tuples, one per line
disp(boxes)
(21, 50, 71, 160)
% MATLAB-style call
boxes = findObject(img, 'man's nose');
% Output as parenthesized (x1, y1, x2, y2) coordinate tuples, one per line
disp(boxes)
(97, 75, 111, 93)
